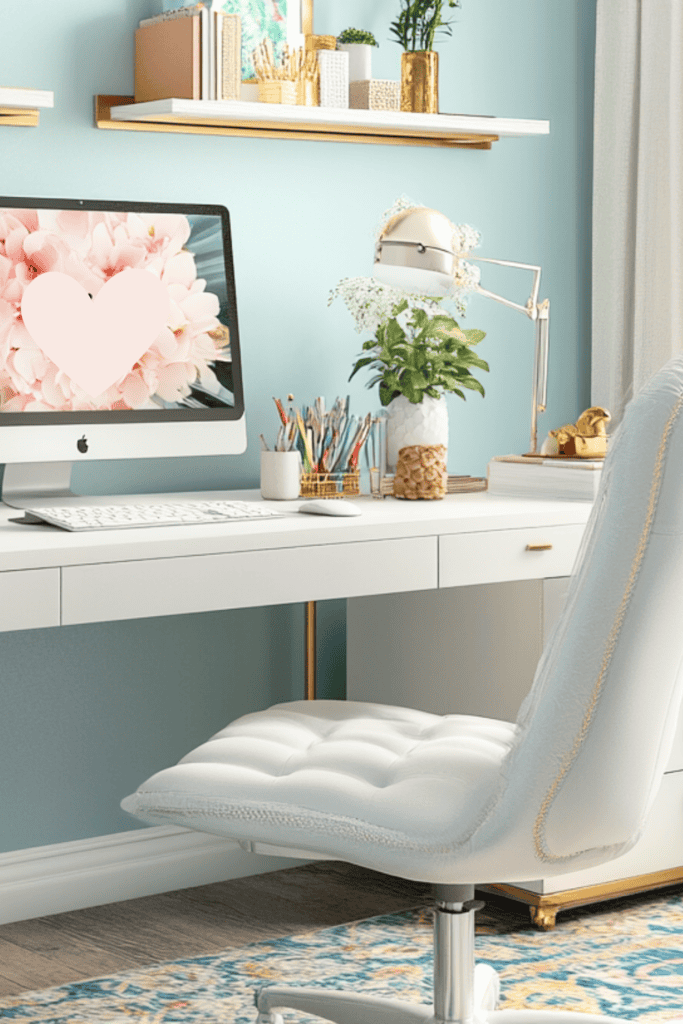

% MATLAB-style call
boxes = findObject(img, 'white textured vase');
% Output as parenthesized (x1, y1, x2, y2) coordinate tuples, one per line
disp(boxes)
(385, 394, 449, 473)
(337, 43, 372, 82)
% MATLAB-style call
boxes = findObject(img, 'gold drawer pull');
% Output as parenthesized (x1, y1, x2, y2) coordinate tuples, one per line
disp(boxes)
(526, 542, 553, 551)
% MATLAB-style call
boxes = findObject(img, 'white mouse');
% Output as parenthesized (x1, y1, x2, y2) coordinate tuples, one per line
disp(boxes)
(298, 499, 362, 517)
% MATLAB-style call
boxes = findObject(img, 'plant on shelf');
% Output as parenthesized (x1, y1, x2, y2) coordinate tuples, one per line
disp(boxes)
(348, 300, 487, 407)
(390, 0, 461, 113)
(337, 28, 379, 83)
(337, 28, 379, 46)
(389, 0, 461, 52)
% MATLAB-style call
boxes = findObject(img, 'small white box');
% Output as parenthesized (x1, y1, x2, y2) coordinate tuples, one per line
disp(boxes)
(349, 79, 400, 111)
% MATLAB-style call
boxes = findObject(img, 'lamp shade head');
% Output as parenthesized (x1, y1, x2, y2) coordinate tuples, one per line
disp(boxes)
(374, 207, 457, 296)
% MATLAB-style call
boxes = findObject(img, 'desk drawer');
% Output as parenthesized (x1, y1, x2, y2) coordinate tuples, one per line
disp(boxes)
(0, 568, 60, 631)
(439, 525, 585, 588)
(61, 536, 438, 624)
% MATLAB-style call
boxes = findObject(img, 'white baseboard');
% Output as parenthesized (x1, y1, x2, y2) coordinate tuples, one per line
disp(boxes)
(0, 826, 307, 926)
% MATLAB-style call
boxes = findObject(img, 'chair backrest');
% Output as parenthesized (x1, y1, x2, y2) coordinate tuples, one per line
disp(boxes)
(488, 356, 683, 879)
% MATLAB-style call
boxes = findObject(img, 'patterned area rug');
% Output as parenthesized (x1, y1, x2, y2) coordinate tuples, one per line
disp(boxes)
(3, 888, 683, 1023)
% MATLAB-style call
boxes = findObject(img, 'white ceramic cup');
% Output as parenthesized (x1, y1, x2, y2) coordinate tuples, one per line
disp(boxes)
(260, 450, 302, 500)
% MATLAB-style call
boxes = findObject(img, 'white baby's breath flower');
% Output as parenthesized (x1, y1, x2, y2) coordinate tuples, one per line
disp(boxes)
(329, 277, 444, 335)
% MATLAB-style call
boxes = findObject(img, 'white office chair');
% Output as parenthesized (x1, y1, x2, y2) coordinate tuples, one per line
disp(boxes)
(122, 356, 683, 1024)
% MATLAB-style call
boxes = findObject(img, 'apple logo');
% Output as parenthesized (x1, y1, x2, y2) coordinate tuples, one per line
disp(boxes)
(77, 435, 88, 454)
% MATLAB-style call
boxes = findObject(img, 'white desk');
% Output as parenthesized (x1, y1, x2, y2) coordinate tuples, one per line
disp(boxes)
(0, 489, 589, 631)
(5, 488, 681, 929)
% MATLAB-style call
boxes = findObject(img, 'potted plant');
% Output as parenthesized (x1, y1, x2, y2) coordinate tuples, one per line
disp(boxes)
(348, 298, 488, 471)
(389, 0, 461, 113)
(337, 27, 379, 82)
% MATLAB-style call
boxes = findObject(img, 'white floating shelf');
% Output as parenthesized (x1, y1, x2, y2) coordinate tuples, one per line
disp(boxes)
(0, 87, 54, 109)
(96, 95, 549, 149)
(1, 88, 54, 127)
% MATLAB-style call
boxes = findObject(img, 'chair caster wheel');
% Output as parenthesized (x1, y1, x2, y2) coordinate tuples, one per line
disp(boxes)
(256, 1013, 284, 1024)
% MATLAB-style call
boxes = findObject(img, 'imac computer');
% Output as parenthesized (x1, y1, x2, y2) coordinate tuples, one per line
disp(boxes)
(0, 196, 246, 511)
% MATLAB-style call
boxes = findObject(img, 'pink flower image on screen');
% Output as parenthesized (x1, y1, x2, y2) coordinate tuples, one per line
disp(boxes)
(0, 209, 231, 411)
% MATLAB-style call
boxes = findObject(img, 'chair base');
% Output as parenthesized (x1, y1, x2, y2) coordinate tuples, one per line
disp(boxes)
(254, 894, 631, 1024)
(255, 977, 631, 1024)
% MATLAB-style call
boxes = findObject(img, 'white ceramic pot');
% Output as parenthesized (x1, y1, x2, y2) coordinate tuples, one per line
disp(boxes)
(385, 394, 449, 473)
(337, 43, 373, 82)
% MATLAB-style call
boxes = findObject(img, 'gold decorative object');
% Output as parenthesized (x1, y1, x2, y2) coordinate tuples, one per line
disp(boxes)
(305, 34, 337, 51)
(259, 80, 296, 104)
(393, 444, 447, 500)
(253, 41, 319, 106)
(349, 79, 400, 111)
(547, 406, 611, 459)
(400, 51, 438, 114)
(300, 470, 360, 499)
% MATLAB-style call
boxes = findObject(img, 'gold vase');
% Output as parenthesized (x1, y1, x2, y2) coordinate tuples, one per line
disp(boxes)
(400, 51, 439, 114)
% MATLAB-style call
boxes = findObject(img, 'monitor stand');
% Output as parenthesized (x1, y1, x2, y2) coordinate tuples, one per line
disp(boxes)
(2, 462, 82, 510)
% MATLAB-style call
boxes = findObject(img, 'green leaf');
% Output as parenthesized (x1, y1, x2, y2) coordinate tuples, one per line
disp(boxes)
(462, 328, 486, 346)
(379, 382, 398, 406)
(348, 356, 374, 381)
(458, 376, 486, 396)
(457, 351, 490, 372)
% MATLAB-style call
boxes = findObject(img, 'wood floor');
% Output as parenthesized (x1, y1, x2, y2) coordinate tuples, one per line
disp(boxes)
(0, 861, 434, 998)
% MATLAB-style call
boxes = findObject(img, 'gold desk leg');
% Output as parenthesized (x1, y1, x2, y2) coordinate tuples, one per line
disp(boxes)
(529, 904, 558, 930)
(305, 600, 316, 700)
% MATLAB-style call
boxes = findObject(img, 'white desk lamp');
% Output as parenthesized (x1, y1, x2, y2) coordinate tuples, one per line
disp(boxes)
(373, 206, 550, 456)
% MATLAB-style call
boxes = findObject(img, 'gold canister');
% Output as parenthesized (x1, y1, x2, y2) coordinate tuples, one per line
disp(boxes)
(258, 80, 297, 104)
(400, 50, 439, 114)
(297, 76, 319, 106)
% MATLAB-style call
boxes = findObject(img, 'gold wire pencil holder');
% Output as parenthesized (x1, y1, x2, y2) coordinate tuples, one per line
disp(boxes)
(300, 470, 361, 499)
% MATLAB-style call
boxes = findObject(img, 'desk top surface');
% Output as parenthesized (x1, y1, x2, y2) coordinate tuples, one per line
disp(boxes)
(0, 490, 593, 573)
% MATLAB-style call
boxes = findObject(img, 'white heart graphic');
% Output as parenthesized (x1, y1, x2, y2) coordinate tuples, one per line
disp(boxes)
(21, 270, 170, 399)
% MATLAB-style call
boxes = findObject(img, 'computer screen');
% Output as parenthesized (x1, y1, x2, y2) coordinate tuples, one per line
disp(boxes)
(0, 197, 246, 506)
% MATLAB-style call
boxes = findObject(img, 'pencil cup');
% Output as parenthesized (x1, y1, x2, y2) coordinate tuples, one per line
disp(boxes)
(260, 450, 302, 500)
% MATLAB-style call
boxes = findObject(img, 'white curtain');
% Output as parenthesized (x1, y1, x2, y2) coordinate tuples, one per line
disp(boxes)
(592, 0, 683, 424)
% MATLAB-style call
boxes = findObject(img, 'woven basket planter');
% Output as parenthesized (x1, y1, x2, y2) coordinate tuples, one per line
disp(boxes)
(393, 444, 448, 500)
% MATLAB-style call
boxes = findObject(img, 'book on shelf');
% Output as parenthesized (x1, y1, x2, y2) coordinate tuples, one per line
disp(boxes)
(215, 12, 240, 101)
(137, 4, 239, 101)
(135, 16, 202, 103)
(487, 454, 604, 501)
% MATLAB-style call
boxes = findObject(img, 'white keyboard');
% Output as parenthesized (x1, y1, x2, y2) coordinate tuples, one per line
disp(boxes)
(20, 500, 286, 532)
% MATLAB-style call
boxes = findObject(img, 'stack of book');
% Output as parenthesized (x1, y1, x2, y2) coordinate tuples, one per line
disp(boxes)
(135, 4, 241, 103)
(487, 454, 604, 501)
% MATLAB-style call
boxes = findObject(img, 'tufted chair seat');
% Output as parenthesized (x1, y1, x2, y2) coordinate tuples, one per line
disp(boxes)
(123, 356, 683, 1024)
(122, 703, 520, 883)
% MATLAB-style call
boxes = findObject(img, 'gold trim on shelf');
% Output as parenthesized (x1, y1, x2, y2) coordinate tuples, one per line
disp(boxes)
(0, 106, 40, 126)
(94, 96, 499, 149)
(482, 865, 683, 929)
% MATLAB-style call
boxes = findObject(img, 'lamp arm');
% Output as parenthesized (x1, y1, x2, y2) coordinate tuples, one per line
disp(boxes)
(464, 256, 549, 455)
(474, 286, 531, 318)
(467, 256, 542, 319)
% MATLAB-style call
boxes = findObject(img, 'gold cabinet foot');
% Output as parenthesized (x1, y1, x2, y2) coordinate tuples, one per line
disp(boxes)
(485, 866, 683, 932)
(529, 904, 558, 930)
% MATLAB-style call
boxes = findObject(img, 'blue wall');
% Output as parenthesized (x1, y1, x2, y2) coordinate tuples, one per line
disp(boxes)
(0, 0, 596, 852)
